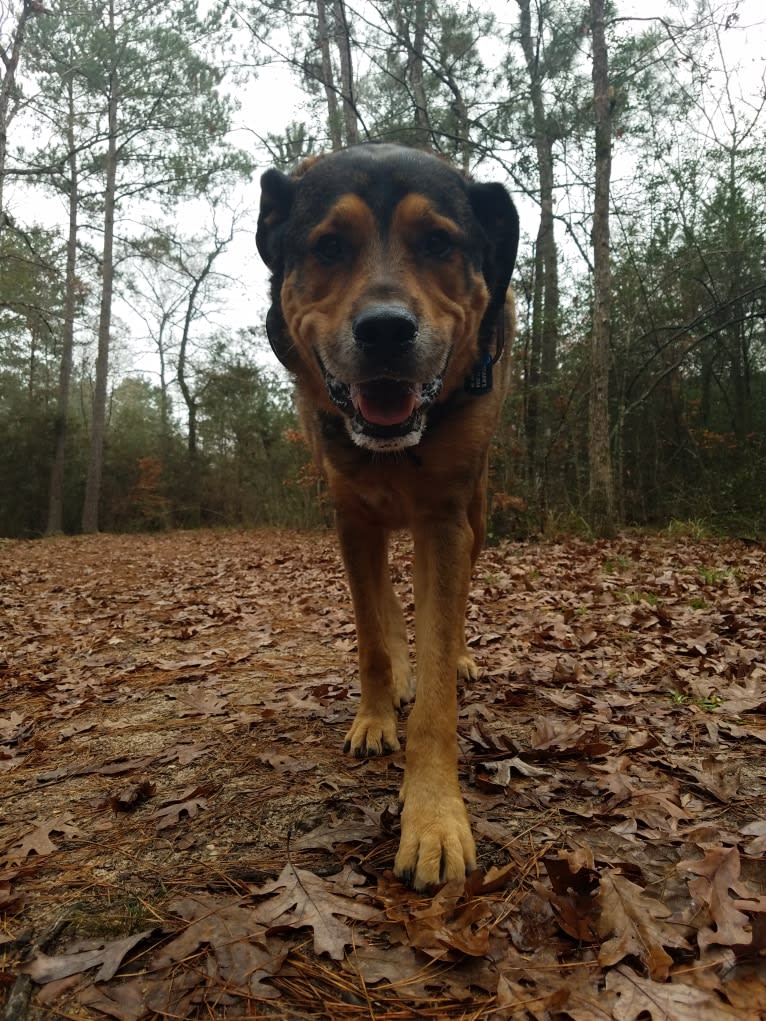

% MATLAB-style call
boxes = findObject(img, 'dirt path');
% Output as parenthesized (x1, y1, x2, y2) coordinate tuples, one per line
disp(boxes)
(1, 529, 764, 1019)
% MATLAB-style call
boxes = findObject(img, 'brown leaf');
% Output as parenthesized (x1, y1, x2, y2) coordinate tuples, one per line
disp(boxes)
(607, 966, 746, 1020)
(24, 929, 158, 984)
(342, 942, 442, 996)
(108, 780, 157, 812)
(2, 813, 83, 865)
(597, 872, 690, 980)
(531, 718, 611, 757)
(407, 892, 492, 958)
(78, 969, 200, 1021)
(258, 752, 316, 773)
(155, 895, 287, 998)
(536, 854, 600, 944)
(0, 712, 32, 744)
(252, 864, 376, 960)
(174, 686, 229, 717)
(59, 720, 97, 741)
(147, 787, 208, 830)
(292, 812, 380, 850)
(678, 846, 754, 950)
(77, 980, 148, 1021)
(0, 880, 25, 916)
(741, 819, 766, 856)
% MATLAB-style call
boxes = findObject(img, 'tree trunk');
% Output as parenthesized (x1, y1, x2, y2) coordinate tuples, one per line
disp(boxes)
(316, 0, 342, 151)
(81, 2, 118, 534)
(410, 0, 429, 148)
(0, 0, 34, 229)
(587, 0, 616, 537)
(333, 0, 358, 145)
(517, 0, 559, 524)
(46, 70, 78, 535)
(176, 236, 229, 523)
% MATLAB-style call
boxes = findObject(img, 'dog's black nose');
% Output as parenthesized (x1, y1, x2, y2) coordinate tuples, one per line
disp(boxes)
(352, 305, 418, 349)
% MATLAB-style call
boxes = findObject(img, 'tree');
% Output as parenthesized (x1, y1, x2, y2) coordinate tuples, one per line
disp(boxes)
(19, 0, 252, 533)
(513, 0, 568, 520)
(316, 0, 343, 149)
(0, 0, 44, 228)
(175, 221, 235, 464)
(46, 62, 81, 534)
(79, 0, 119, 533)
(0, 225, 67, 535)
(587, 0, 616, 536)
(333, 0, 359, 144)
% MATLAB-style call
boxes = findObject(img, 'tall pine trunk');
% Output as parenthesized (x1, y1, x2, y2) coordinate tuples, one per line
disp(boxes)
(410, 0, 429, 148)
(333, 0, 358, 144)
(517, 0, 559, 526)
(316, 0, 342, 150)
(588, 0, 616, 537)
(46, 70, 78, 535)
(81, 3, 118, 534)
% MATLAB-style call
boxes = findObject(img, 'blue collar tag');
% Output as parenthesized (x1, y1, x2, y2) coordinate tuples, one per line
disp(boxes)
(465, 353, 493, 395)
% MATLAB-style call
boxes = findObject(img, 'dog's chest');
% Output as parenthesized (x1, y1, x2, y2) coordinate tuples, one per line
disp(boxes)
(355, 477, 411, 526)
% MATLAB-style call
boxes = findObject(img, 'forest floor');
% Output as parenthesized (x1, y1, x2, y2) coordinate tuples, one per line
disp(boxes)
(0, 528, 764, 1021)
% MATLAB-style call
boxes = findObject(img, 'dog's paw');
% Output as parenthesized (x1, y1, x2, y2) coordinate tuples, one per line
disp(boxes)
(393, 792, 476, 891)
(344, 708, 400, 758)
(392, 663, 415, 707)
(456, 652, 479, 682)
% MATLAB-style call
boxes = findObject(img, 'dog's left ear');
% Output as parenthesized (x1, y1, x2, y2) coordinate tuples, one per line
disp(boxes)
(468, 181, 519, 342)
(256, 168, 295, 270)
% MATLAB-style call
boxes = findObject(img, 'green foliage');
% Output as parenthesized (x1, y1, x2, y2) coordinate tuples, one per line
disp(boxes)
(194, 347, 325, 529)
(265, 121, 318, 170)
(25, 0, 254, 203)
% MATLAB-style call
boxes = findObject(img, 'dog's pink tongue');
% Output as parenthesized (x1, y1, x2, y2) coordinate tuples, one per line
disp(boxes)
(351, 383, 418, 426)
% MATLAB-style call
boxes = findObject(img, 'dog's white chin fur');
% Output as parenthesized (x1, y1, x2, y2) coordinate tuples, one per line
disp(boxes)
(346, 416, 425, 452)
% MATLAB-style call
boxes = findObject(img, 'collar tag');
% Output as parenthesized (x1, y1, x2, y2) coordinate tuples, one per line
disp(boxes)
(465, 353, 493, 395)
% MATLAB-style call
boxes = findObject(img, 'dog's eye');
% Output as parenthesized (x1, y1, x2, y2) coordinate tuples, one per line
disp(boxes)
(424, 229, 454, 259)
(313, 233, 343, 264)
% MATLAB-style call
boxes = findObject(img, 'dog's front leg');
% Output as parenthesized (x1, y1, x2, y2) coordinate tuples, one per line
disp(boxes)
(337, 514, 406, 757)
(394, 515, 476, 890)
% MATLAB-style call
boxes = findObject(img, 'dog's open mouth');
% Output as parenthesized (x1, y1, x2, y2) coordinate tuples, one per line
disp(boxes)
(350, 380, 422, 428)
(323, 370, 443, 447)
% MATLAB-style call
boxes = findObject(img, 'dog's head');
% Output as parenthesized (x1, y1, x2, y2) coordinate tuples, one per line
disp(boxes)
(257, 144, 518, 453)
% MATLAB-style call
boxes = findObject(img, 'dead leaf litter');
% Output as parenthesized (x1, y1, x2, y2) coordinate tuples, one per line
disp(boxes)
(1, 529, 764, 1019)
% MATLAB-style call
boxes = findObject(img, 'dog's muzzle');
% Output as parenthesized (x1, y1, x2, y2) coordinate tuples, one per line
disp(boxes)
(321, 305, 444, 450)
(324, 372, 443, 449)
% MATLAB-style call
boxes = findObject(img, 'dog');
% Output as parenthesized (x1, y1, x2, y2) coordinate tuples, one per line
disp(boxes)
(256, 143, 518, 890)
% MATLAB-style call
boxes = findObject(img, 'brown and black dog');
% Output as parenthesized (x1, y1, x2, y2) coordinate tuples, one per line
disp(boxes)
(256, 143, 519, 891)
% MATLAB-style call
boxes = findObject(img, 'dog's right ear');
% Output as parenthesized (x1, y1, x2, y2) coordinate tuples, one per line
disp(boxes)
(256, 168, 295, 270)
(257, 169, 302, 372)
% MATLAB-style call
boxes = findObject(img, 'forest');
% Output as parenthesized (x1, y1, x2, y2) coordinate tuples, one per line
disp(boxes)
(0, 0, 765, 539)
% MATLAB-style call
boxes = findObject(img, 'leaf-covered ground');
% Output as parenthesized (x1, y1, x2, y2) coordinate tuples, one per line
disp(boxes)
(1, 529, 764, 1020)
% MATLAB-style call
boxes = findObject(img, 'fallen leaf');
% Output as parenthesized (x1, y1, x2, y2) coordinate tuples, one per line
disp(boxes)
(678, 846, 754, 950)
(607, 965, 746, 1020)
(2, 814, 83, 865)
(597, 871, 691, 980)
(108, 780, 157, 812)
(252, 863, 376, 960)
(0, 712, 32, 744)
(154, 895, 287, 998)
(147, 787, 209, 830)
(24, 929, 158, 984)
